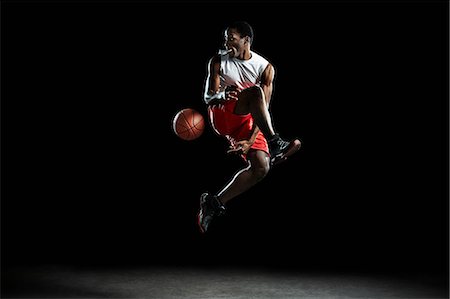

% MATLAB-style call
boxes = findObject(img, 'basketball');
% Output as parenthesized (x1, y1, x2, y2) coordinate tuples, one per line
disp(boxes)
(172, 108, 205, 141)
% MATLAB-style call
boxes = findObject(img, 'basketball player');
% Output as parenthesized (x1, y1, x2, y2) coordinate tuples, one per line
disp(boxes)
(197, 21, 302, 233)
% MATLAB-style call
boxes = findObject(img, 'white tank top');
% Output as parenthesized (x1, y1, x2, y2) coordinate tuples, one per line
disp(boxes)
(219, 50, 270, 91)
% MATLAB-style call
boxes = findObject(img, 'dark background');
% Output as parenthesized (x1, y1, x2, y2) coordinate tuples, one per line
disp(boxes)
(2, 0, 448, 278)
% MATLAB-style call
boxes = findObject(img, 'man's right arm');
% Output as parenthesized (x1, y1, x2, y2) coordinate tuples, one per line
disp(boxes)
(203, 55, 225, 105)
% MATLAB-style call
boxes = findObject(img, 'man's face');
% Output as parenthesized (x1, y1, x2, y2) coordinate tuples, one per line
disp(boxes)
(224, 28, 248, 58)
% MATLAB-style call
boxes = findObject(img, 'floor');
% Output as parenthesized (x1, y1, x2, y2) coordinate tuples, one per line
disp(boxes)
(3, 264, 448, 299)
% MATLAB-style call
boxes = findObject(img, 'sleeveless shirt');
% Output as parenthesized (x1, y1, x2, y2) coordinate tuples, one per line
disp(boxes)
(219, 50, 270, 91)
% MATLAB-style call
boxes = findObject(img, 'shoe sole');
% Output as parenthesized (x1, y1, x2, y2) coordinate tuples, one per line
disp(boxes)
(271, 139, 302, 166)
(197, 211, 206, 234)
(197, 193, 208, 234)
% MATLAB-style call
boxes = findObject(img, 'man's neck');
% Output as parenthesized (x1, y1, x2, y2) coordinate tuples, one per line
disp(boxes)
(237, 48, 252, 60)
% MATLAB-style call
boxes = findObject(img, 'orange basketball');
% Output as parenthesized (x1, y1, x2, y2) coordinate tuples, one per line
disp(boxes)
(172, 108, 205, 141)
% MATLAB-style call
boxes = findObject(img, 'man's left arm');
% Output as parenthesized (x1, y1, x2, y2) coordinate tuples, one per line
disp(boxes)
(250, 63, 275, 142)
(229, 64, 275, 154)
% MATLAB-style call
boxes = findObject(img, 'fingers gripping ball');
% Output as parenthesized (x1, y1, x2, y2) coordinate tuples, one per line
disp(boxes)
(173, 108, 205, 141)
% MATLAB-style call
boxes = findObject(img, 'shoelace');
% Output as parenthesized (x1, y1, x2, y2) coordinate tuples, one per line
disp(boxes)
(271, 138, 289, 151)
(276, 139, 289, 147)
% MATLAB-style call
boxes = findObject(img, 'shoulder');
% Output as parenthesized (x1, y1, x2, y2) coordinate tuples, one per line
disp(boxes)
(207, 54, 222, 72)
(262, 63, 275, 81)
(208, 54, 222, 66)
(251, 50, 273, 73)
(265, 63, 275, 72)
(206, 55, 222, 75)
(251, 50, 270, 64)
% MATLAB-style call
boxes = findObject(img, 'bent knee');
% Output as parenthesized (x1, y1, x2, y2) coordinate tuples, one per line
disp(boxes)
(240, 85, 264, 101)
(251, 164, 270, 181)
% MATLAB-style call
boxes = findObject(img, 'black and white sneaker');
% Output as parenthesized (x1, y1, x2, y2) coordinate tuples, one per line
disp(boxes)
(268, 134, 302, 166)
(197, 193, 226, 233)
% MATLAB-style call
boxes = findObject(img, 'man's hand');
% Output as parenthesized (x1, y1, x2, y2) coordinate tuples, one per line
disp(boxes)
(207, 85, 241, 107)
(225, 85, 241, 101)
(227, 139, 254, 155)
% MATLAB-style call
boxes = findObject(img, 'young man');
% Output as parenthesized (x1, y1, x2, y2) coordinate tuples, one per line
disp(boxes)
(197, 21, 302, 233)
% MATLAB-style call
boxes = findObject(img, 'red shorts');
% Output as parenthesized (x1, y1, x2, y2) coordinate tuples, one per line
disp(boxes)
(207, 100, 269, 159)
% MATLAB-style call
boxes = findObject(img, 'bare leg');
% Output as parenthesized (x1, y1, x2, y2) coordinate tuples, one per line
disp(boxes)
(217, 150, 270, 205)
(234, 86, 276, 139)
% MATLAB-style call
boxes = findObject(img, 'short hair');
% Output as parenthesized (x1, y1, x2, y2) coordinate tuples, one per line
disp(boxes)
(227, 21, 254, 44)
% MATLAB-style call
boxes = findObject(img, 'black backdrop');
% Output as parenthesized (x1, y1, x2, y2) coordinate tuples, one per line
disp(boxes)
(3, 1, 448, 277)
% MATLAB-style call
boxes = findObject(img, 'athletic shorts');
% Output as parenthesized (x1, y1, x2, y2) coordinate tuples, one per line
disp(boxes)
(207, 100, 269, 159)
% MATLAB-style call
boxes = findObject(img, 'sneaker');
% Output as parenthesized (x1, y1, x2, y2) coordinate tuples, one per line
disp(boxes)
(197, 193, 226, 233)
(268, 134, 302, 166)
